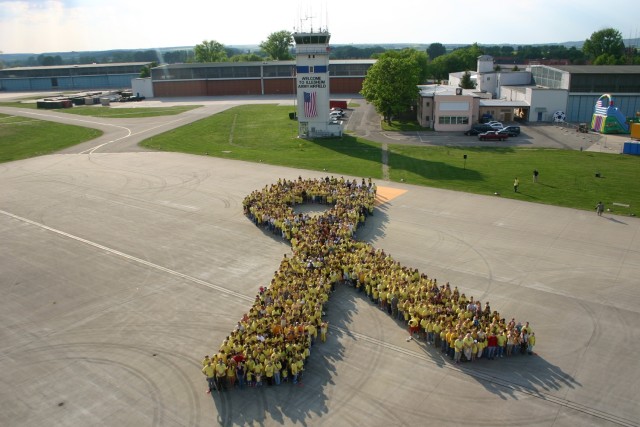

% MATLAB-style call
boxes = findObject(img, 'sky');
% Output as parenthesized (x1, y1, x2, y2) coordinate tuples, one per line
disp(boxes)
(0, 0, 639, 54)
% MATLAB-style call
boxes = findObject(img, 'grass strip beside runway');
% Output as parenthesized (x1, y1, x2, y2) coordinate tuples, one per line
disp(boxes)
(0, 113, 102, 163)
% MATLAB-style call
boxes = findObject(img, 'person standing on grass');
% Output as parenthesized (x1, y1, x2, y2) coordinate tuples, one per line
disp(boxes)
(513, 177, 519, 193)
(533, 169, 539, 183)
(596, 201, 604, 216)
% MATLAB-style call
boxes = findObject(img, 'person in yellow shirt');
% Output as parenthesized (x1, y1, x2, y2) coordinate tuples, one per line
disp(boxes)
(497, 331, 507, 358)
(254, 361, 264, 387)
(214, 359, 227, 391)
(462, 333, 474, 362)
(226, 362, 236, 389)
(426, 320, 435, 345)
(290, 360, 299, 384)
(246, 369, 253, 387)
(320, 321, 328, 343)
(407, 316, 419, 341)
(264, 361, 275, 386)
(201, 355, 211, 367)
(454, 336, 464, 364)
(202, 361, 216, 394)
(420, 317, 428, 340)
(274, 359, 282, 385)
(527, 332, 536, 355)
(433, 321, 442, 348)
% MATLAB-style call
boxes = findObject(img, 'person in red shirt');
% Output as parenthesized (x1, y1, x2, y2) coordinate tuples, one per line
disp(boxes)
(486, 332, 498, 360)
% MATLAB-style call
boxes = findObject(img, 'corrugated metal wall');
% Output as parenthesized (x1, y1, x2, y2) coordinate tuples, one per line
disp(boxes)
(0, 73, 140, 91)
(568, 94, 640, 123)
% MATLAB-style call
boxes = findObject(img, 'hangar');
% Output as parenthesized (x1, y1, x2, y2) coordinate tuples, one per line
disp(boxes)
(0, 62, 150, 92)
(149, 59, 374, 97)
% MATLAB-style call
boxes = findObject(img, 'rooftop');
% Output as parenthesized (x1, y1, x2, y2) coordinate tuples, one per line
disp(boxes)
(1, 62, 151, 72)
(531, 65, 640, 74)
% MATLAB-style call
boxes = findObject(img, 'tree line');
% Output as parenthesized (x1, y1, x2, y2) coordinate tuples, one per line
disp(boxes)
(2, 27, 636, 73)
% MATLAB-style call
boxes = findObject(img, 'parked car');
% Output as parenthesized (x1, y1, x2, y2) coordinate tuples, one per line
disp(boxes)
(488, 122, 503, 130)
(498, 126, 521, 136)
(330, 111, 344, 118)
(464, 124, 493, 135)
(478, 131, 509, 141)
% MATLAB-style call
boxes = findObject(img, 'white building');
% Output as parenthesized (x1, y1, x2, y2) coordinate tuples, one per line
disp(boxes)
(448, 55, 531, 100)
(294, 31, 342, 138)
(446, 56, 640, 124)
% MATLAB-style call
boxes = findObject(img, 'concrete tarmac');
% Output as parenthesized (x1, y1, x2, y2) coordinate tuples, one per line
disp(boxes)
(1, 98, 639, 427)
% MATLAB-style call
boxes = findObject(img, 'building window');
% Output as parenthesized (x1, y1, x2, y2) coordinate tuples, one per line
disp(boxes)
(438, 116, 469, 125)
(426, 102, 430, 107)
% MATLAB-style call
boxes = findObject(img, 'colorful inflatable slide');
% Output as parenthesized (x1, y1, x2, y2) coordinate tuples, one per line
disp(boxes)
(591, 94, 629, 134)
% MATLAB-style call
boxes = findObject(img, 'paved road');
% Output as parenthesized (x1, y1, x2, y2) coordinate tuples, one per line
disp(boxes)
(1, 95, 639, 427)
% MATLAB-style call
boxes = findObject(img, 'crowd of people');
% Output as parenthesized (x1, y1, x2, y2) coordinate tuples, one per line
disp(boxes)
(202, 176, 535, 392)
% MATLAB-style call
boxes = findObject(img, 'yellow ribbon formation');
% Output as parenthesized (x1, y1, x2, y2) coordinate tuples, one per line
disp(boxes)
(207, 176, 531, 383)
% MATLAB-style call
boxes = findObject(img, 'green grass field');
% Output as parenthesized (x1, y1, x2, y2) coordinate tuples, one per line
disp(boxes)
(388, 145, 640, 215)
(0, 113, 102, 163)
(141, 104, 384, 178)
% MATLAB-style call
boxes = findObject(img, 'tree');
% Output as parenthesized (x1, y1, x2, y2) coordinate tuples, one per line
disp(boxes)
(229, 53, 265, 62)
(426, 42, 446, 60)
(459, 71, 476, 89)
(134, 50, 160, 62)
(360, 54, 421, 124)
(331, 45, 386, 59)
(163, 50, 194, 64)
(259, 30, 293, 60)
(500, 45, 514, 56)
(139, 62, 157, 78)
(194, 40, 227, 63)
(583, 28, 625, 61)
(426, 44, 483, 81)
(382, 48, 429, 82)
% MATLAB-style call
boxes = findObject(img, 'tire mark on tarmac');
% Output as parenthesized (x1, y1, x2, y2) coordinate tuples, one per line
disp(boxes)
(331, 325, 636, 427)
(22, 342, 202, 427)
(2, 209, 633, 426)
(0, 209, 254, 303)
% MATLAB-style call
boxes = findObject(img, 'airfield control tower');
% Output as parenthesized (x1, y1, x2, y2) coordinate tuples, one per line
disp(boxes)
(294, 30, 341, 138)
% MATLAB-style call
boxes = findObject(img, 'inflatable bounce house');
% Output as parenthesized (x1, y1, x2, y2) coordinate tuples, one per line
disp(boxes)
(590, 94, 629, 134)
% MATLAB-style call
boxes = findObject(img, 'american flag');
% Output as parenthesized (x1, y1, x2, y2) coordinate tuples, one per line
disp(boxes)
(304, 91, 317, 118)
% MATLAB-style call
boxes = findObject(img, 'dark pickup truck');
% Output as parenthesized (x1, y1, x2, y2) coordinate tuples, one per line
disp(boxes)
(478, 131, 509, 141)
